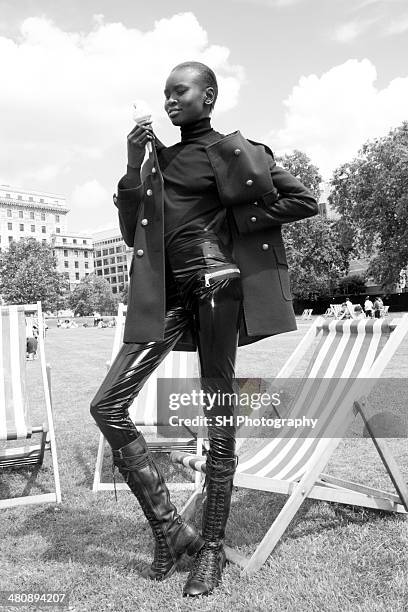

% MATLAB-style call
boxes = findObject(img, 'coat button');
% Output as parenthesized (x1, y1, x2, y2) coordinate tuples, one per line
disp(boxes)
(146, 189, 153, 196)
(234, 148, 241, 156)
(141, 218, 148, 226)
(253, 201, 258, 206)
(246, 179, 253, 187)
(113, 194, 117, 204)
(250, 216, 257, 223)
(136, 249, 144, 257)
(262, 243, 269, 250)
(151, 167, 156, 174)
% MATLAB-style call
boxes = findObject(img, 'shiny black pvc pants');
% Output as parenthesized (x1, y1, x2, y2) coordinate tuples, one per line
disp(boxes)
(90, 274, 243, 460)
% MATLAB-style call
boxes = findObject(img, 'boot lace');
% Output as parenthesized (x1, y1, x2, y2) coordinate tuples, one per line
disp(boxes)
(188, 542, 223, 586)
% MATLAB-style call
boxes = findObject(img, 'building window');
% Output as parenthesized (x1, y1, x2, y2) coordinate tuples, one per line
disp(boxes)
(19, 210, 23, 218)
(84, 251, 88, 258)
(55, 214, 60, 222)
(40, 198, 44, 203)
(64, 261, 69, 268)
(74, 261, 79, 269)
(110, 267, 116, 274)
(102, 249, 108, 256)
(73, 249, 78, 257)
(62, 249, 67, 257)
(118, 275, 124, 283)
(83, 239, 87, 244)
(7, 210, 12, 217)
(30, 211, 34, 219)
(64, 272, 70, 279)
(7, 222, 12, 230)
(17, 195, 22, 200)
(97, 269, 103, 276)
(31, 225, 35, 232)
(103, 258, 108, 266)
(112, 286, 117, 294)
(117, 265, 123, 272)
(84, 262, 89, 269)
(56, 227, 60, 234)
(29, 196, 33, 202)
(73, 239, 77, 244)
(20, 224, 24, 231)
(8, 236, 13, 243)
(96, 250, 101, 257)
(42, 226, 46, 233)
(75, 273, 79, 280)
(109, 247, 115, 254)
(41, 212, 45, 221)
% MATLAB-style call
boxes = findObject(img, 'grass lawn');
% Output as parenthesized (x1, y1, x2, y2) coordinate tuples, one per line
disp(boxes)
(1, 316, 408, 612)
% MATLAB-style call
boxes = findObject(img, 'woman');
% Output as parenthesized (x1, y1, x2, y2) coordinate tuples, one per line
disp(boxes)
(91, 61, 318, 597)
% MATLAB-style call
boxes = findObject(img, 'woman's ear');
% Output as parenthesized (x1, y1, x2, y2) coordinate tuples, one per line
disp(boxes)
(204, 86, 215, 105)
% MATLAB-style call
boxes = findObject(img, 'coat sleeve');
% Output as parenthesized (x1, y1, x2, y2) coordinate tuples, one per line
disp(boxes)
(113, 166, 143, 247)
(230, 158, 319, 235)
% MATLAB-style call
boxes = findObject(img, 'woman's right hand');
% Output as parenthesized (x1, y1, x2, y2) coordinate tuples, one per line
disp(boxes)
(127, 118, 153, 168)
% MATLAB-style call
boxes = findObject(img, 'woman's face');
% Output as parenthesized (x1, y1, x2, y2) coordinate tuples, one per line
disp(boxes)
(164, 67, 213, 126)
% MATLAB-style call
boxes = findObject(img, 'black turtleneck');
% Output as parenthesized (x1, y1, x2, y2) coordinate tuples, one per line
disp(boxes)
(158, 117, 227, 250)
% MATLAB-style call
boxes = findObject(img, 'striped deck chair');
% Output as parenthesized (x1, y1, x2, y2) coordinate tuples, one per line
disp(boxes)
(300, 309, 313, 320)
(92, 303, 203, 493)
(0, 302, 61, 508)
(171, 315, 408, 573)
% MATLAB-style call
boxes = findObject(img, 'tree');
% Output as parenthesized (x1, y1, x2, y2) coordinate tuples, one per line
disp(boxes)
(0, 238, 68, 310)
(337, 274, 366, 296)
(275, 149, 322, 200)
(68, 274, 118, 316)
(283, 216, 348, 299)
(329, 122, 408, 287)
(275, 151, 347, 298)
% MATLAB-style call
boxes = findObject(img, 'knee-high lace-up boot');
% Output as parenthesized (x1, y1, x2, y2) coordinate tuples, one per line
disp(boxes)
(112, 434, 204, 580)
(183, 453, 237, 597)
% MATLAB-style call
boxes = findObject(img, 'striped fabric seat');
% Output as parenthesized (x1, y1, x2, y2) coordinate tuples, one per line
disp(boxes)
(0, 302, 61, 509)
(237, 319, 391, 482)
(171, 315, 408, 574)
(0, 306, 31, 441)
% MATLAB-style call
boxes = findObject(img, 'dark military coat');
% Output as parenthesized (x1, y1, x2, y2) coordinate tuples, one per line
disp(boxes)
(114, 131, 318, 350)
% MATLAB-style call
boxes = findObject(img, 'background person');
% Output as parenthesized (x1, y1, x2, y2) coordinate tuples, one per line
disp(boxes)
(373, 296, 384, 318)
(364, 296, 373, 318)
(90, 61, 318, 597)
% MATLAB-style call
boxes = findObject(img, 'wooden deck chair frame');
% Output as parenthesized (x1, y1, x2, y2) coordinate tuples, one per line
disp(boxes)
(92, 303, 203, 493)
(300, 309, 313, 320)
(171, 315, 408, 574)
(0, 302, 61, 509)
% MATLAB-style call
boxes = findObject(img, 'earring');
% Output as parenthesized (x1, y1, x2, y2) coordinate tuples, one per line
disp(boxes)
(205, 100, 212, 105)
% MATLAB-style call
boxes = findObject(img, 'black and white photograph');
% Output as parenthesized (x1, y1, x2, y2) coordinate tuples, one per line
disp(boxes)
(1, 1, 408, 611)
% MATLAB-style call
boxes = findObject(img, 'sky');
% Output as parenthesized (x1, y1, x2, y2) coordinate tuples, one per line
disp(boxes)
(0, 0, 407, 233)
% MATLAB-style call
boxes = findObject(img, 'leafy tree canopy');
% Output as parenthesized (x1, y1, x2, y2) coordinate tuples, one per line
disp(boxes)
(276, 150, 349, 298)
(329, 121, 408, 287)
(68, 273, 118, 316)
(0, 238, 68, 310)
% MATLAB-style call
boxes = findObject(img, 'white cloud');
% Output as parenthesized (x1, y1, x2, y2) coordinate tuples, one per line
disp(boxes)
(269, 59, 408, 179)
(70, 179, 109, 211)
(0, 13, 242, 196)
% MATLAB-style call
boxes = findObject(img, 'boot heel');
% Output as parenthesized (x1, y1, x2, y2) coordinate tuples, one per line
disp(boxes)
(186, 535, 204, 556)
